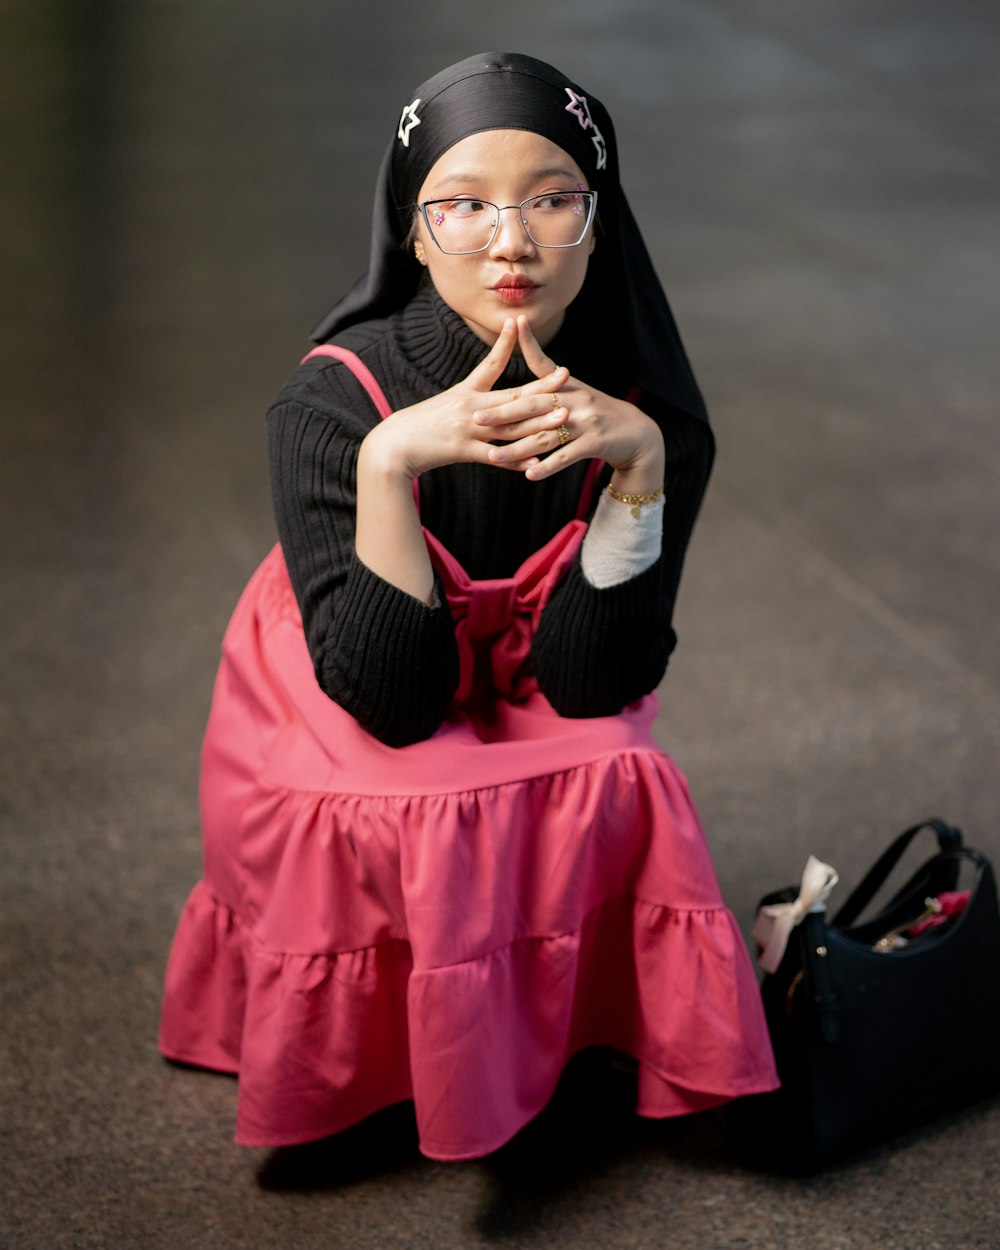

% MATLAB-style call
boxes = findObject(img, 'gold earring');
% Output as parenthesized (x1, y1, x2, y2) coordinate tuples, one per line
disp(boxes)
(414, 241, 426, 265)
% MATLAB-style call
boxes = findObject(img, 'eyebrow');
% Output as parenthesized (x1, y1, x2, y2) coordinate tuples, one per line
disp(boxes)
(426, 167, 581, 194)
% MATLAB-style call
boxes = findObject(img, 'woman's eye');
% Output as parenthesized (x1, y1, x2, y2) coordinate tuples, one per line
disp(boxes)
(534, 193, 574, 211)
(446, 199, 487, 216)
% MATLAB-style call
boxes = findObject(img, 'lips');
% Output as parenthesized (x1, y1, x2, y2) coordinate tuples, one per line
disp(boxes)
(492, 275, 538, 303)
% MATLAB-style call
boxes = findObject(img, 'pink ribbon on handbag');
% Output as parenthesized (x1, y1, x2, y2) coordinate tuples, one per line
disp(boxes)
(752, 856, 840, 974)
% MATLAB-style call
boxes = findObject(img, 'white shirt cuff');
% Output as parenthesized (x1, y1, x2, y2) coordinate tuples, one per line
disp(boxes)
(580, 489, 664, 588)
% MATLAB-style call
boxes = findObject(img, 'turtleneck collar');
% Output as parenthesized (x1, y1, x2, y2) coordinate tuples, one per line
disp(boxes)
(391, 277, 588, 396)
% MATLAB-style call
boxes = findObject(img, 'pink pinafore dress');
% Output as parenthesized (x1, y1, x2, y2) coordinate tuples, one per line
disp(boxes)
(159, 346, 778, 1160)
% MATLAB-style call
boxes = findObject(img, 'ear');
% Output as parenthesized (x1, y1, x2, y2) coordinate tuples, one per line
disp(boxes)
(588, 234, 596, 255)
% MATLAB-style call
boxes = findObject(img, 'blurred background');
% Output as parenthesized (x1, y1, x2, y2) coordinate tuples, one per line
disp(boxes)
(3, 2, 999, 1247)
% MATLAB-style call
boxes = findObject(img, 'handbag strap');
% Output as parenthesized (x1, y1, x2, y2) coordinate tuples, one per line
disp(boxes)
(831, 818, 963, 928)
(801, 910, 842, 1043)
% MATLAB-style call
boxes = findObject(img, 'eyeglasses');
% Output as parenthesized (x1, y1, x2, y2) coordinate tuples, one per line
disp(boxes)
(418, 190, 597, 255)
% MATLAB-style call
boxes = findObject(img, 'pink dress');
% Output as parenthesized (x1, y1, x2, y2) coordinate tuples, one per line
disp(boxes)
(158, 347, 778, 1160)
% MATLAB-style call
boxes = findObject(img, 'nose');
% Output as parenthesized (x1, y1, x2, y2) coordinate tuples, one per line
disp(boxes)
(488, 205, 535, 260)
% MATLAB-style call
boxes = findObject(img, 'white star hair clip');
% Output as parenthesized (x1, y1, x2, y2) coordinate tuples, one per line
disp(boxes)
(590, 125, 607, 170)
(564, 88, 593, 130)
(565, 88, 605, 169)
(398, 98, 422, 147)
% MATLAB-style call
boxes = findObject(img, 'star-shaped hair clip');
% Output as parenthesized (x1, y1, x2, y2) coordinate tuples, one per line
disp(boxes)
(398, 98, 422, 147)
(590, 125, 607, 171)
(564, 88, 594, 130)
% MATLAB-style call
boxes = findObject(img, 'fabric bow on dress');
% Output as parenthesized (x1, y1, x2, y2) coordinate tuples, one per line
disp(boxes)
(424, 522, 586, 705)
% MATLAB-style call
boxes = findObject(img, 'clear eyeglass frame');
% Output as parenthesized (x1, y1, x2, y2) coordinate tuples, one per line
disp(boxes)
(418, 190, 598, 255)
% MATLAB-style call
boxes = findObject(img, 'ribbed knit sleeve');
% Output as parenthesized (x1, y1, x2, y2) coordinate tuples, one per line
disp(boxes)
(267, 387, 459, 748)
(319, 554, 459, 746)
(531, 407, 714, 715)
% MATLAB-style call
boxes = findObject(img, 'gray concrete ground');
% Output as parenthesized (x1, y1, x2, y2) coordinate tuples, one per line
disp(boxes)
(3, 2, 999, 1247)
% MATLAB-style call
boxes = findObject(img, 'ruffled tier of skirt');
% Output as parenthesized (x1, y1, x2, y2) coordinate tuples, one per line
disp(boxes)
(160, 752, 777, 1159)
(162, 883, 775, 1158)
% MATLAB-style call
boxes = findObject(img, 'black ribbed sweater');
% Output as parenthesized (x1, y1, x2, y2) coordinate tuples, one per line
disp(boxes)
(266, 283, 714, 747)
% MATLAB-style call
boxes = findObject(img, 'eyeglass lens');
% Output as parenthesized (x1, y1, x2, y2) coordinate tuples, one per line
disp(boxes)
(424, 192, 594, 254)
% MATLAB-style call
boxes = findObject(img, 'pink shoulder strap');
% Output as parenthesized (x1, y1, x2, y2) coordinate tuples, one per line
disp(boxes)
(300, 344, 393, 419)
(576, 460, 603, 520)
(301, 343, 418, 506)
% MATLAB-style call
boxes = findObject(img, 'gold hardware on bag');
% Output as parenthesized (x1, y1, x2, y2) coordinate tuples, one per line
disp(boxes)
(871, 897, 942, 953)
(785, 970, 805, 1019)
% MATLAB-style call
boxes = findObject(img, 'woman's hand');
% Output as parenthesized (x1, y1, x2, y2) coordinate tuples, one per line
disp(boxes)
(476, 316, 666, 495)
(359, 318, 571, 481)
(355, 317, 568, 604)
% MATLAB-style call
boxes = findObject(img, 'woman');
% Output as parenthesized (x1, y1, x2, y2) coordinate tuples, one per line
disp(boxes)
(159, 52, 778, 1161)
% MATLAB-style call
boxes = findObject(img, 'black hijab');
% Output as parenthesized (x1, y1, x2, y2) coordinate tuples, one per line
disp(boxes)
(311, 52, 708, 425)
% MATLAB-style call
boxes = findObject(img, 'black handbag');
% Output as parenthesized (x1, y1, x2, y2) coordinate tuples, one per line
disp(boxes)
(738, 818, 1000, 1170)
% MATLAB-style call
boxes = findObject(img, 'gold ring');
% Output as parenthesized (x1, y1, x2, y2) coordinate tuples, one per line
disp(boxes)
(556, 424, 571, 445)
(550, 393, 561, 411)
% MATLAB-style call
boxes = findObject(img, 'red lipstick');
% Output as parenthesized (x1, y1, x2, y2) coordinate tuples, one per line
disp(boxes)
(492, 275, 538, 304)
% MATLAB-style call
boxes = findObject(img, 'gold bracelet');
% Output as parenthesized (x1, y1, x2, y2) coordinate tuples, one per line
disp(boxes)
(607, 482, 664, 519)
